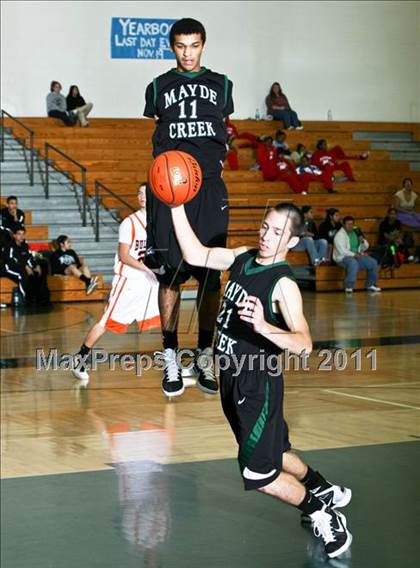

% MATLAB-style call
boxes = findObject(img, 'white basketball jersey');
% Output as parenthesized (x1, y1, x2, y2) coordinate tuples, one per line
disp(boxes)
(114, 210, 148, 280)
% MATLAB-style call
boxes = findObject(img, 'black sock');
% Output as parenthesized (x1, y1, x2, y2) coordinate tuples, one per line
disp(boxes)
(301, 467, 331, 492)
(76, 344, 91, 371)
(197, 327, 214, 350)
(79, 343, 91, 357)
(297, 488, 324, 515)
(80, 275, 90, 286)
(162, 330, 178, 350)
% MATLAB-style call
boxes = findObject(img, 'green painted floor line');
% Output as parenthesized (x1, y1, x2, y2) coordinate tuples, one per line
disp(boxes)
(2, 442, 420, 568)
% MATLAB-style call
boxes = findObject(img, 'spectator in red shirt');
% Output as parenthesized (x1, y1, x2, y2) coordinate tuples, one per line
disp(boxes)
(311, 139, 356, 182)
(296, 155, 336, 194)
(226, 118, 259, 148)
(257, 137, 303, 193)
(265, 82, 303, 130)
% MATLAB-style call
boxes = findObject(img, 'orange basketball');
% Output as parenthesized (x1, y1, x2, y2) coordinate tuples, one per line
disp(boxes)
(148, 150, 202, 206)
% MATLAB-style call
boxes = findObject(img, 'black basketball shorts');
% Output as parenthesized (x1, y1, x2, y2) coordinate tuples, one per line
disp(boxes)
(220, 368, 291, 491)
(146, 175, 229, 287)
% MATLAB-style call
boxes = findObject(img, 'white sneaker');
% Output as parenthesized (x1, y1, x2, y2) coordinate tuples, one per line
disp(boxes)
(72, 354, 90, 381)
(296, 125, 304, 130)
(345, 288, 353, 294)
(367, 285, 381, 292)
(86, 276, 98, 295)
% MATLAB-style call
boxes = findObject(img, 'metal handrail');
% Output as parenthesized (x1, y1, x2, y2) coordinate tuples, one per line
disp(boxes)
(94, 180, 136, 241)
(1, 109, 35, 185)
(44, 142, 87, 225)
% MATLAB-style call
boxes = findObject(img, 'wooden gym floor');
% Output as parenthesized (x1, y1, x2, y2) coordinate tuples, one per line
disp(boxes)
(1, 290, 419, 567)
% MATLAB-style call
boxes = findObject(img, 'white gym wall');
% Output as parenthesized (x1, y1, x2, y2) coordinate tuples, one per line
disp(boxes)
(1, 0, 419, 121)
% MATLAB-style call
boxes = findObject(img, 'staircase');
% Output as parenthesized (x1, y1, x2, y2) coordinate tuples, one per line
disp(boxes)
(1, 130, 118, 282)
(353, 131, 420, 171)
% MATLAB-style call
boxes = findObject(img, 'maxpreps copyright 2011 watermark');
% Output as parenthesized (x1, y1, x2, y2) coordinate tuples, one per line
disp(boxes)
(35, 348, 377, 377)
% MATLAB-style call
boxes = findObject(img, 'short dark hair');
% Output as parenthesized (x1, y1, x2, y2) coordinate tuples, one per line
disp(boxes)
(275, 129, 285, 138)
(402, 177, 413, 186)
(6, 195, 17, 203)
(342, 216, 355, 224)
(301, 205, 312, 215)
(316, 138, 327, 149)
(387, 207, 397, 214)
(50, 81, 61, 92)
(139, 181, 148, 190)
(13, 224, 25, 234)
(269, 203, 304, 238)
(170, 18, 206, 47)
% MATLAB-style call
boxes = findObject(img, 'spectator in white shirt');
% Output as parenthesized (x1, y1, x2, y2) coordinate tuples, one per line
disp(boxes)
(333, 216, 381, 293)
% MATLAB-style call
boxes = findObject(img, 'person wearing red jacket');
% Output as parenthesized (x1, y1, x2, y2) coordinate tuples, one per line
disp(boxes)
(296, 156, 336, 194)
(225, 118, 260, 170)
(226, 118, 259, 148)
(311, 139, 358, 182)
(257, 137, 303, 193)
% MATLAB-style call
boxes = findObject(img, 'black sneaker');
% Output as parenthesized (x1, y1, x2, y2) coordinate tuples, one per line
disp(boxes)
(194, 347, 219, 394)
(310, 505, 352, 559)
(159, 348, 184, 398)
(301, 484, 352, 524)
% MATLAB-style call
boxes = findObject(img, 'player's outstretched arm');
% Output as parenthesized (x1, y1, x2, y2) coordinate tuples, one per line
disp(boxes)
(171, 205, 248, 271)
(238, 277, 312, 355)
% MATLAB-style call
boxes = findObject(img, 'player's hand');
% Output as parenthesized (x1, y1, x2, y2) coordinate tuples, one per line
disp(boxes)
(25, 266, 33, 275)
(237, 296, 267, 335)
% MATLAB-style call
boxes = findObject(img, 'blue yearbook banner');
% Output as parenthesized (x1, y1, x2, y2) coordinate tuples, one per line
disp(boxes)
(111, 17, 176, 59)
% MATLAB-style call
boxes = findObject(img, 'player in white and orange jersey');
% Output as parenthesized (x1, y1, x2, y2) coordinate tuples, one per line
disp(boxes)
(72, 183, 160, 381)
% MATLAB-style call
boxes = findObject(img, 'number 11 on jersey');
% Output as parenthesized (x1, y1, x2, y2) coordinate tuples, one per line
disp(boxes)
(178, 99, 198, 119)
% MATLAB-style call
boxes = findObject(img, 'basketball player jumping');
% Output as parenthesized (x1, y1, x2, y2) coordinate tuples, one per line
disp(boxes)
(170, 201, 353, 559)
(143, 18, 233, 397)
(72, 183, 160, 381)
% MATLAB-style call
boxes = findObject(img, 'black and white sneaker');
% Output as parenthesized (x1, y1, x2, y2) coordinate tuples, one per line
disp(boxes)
(194, 347, 219, 394)
(310, 506, 352, 559)
(159, 348, 184, 398)
(72, 354, 90, 381)
(301, 484, 352, 524)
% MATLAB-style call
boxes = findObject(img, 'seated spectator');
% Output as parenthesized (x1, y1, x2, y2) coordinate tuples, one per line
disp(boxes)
(255, 136, 276, 178)
(46, 81, 77, 126)
(225, 143, 239, 171)
(0, 225, 50, 305)
(311, 139, 356, 182)
(295, 155, 336, 194)
(393, 177, 420, 229)
(318, 208, 342, 245)
(1, 196, 25, 245)
(51, 235, 98, 294)
(265, 82, 303, 129)
(256, 137, 302, 193)
(378, 207, 414, 262)
(292, 206, 329, 266)
(66, 85, 93, 128)
(273, 130, 291, 155)
(290, 143, 307, 165)
(226, 118, 259, 148)
(333, 216, 381, 293)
